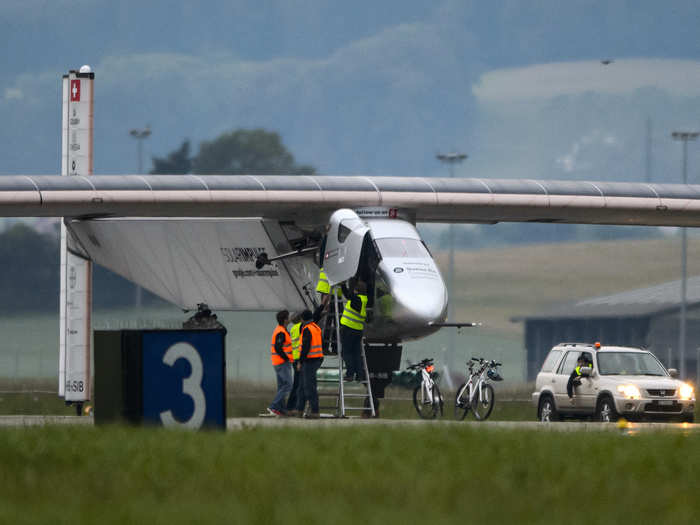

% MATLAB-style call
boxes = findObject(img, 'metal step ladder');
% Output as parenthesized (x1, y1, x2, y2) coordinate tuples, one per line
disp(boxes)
(316, 288, 375, 418)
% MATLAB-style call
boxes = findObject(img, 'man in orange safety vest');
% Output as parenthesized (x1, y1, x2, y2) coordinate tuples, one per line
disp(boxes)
(268, 310, 293, 416)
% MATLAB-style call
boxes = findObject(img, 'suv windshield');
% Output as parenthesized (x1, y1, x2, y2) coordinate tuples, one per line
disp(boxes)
(597, 352, 666, 376)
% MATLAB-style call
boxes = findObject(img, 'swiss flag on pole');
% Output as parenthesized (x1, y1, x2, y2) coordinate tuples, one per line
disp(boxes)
(70, 79, 81, 101)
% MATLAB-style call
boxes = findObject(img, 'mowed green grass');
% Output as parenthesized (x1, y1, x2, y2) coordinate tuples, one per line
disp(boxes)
(1, 425, 699, 525)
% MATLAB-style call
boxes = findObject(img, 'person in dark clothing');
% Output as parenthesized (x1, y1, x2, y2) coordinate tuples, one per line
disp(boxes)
(296, 309, 324, 418)
(339, 280, 368, 381)
(268, 310, 293, 416)
(567, 354, 592, 399)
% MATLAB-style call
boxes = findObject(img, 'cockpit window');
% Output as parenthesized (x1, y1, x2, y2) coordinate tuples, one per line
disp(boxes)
(338, 224, 352, 243)
(338, 219, 362, 243)
(375, 238, 430, 258)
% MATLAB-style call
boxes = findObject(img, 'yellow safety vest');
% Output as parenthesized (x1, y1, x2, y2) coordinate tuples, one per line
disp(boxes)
(340, 294, 368, 331)
(575, 364, 591, 376)
(378, 293, 393, 317)
(290, 322, 302, 361)
(316, 268, 342, 297)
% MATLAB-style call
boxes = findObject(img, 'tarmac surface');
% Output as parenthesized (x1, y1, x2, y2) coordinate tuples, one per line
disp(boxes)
(0, 415, 698, 434)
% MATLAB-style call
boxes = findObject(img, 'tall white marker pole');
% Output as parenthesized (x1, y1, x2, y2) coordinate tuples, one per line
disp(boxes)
(59, 67, 94, 405)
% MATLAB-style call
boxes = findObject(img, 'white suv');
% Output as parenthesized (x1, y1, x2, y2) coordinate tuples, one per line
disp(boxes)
(532, 343, 695, 422)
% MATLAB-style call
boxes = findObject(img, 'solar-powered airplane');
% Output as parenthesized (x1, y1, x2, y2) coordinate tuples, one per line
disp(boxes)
(3, 67, 700, 411)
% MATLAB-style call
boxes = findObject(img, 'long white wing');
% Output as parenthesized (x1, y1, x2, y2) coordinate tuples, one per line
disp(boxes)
(2, 174, 700, 226)
(66, 218, 317, 311)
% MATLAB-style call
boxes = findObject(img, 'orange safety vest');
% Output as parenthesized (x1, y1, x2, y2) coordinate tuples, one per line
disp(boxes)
(303, 322, 323, 359)
(270, 325, 293, 365)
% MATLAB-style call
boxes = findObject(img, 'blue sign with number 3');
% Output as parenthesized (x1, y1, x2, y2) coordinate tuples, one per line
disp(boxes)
(141, 331, 225, 429)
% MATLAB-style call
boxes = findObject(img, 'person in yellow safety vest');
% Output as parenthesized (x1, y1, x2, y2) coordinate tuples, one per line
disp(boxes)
(285, 313, 303, 414)
(268, 310, 293, 416)
(316, 267, 343, 308)
(339, 280, 368, 382)
(567, 354, 593, 399)
(316, 267, 344, 354)
(295, 309, 324, 418)
(377, 287, 393, 318)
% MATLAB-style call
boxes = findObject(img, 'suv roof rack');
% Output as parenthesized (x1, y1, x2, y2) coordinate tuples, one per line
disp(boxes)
(556, 342, 594, 347)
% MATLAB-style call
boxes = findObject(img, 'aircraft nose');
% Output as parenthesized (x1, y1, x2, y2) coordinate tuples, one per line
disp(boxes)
(392, 279, 448, 327)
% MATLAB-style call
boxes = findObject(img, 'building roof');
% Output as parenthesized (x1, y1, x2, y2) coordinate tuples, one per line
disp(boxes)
(512, 276, 700, 321)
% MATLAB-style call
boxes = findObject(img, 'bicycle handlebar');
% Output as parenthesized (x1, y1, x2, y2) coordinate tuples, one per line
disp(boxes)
(466, 358, 502, 370)
(407, 358, 434, 370)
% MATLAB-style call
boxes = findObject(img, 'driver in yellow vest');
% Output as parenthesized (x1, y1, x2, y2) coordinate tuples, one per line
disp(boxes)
(339, 280, 368, 382)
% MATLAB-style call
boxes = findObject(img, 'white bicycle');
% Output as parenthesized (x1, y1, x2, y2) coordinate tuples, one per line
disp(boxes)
(408, 358, 444, 419)
(454, 357, 503, 421)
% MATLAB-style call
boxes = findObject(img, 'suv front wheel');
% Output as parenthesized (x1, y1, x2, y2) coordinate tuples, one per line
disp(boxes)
(538, 395, 560, 422)
(596, 396, 618, 422)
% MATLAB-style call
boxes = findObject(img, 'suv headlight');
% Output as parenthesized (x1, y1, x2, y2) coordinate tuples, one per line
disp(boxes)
(679, 383, 694, 400)
(617, 384, 641, 399)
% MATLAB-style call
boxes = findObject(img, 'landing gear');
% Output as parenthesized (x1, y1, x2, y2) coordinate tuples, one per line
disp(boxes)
(363, 343, 403, 419)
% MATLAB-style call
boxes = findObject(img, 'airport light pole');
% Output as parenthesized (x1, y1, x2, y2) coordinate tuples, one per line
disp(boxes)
(671, 131, 699, 378)
(436, 152, 468, 375)
(129, 125, 151, 174)
(129, 126, 151, 309)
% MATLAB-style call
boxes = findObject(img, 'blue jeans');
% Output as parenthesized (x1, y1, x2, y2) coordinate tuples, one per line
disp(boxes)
(270, 361, 293, 411)
(299, 358, 322, 414)
(286, 364, 302, 411)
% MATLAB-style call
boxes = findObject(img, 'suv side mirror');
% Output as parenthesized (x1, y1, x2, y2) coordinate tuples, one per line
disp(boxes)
(668, 368, 679, 378)
(580, 366, 593, 377)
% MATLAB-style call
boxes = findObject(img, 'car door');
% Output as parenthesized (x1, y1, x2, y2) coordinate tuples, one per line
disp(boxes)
(553, 351, 580, 412)
(573, 351, 597, 412)
(322, 209, 370, 286)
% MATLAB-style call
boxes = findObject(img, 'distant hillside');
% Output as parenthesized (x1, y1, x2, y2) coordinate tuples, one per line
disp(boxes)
(434, 236, 700, 334)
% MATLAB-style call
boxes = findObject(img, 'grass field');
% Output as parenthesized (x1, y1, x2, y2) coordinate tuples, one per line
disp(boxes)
(1, 424, 699, 524)
(0, 379, 536, 420)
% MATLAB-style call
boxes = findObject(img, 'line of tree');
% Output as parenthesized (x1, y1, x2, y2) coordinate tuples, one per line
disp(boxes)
(151, 128, 315, 175)
(0, 223, 164, 313)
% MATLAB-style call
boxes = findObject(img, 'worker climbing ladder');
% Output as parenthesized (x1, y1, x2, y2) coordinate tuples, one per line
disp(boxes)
(316, 287, 375, 417)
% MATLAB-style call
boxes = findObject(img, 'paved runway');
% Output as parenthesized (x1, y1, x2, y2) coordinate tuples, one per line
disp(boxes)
(0, 415, 93, 427)
(227, 417, 700, 433)
(0, 415, 697, 434)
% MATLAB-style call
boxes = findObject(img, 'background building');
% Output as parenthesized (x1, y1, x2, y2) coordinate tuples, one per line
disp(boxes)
(515, 277, 700, 381)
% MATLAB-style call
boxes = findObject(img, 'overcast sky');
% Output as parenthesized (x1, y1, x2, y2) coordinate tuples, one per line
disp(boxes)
(1, 0, 699, 182)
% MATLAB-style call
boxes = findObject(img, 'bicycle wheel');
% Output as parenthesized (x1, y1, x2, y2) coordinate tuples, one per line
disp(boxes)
(471, 383, 495, 421)
(413, 384, 439, 419)
(433, 384, 444, 417)
(454, 383, 471, 420)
